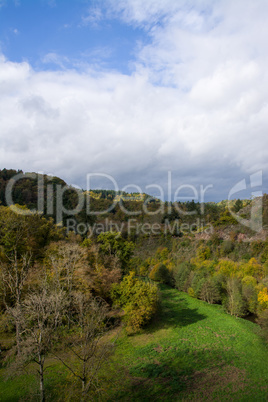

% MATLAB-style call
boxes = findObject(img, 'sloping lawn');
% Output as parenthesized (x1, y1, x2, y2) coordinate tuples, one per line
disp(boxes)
(1, 285, 267, 401)
(109, 285, 268, 401)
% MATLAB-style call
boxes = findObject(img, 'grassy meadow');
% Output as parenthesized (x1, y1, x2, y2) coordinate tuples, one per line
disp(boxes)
(1, 285, 268, 401)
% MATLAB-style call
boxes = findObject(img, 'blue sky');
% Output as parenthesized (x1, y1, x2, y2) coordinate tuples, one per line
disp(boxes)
(0, 0, 146, 74)
(0, 0, 268, 201)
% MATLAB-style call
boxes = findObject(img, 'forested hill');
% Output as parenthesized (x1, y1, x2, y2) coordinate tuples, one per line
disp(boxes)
(0, 169, 268, 400)
(0, 169, 156, 227)
(0, 168, 152, 205)
(1, 168, 268, 240)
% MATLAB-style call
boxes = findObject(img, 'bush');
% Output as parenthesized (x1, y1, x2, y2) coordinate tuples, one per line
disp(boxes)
(149, 263, 172, 285)
(197, 245, 211, 261)
(257, 309, 268, 342)
(224, 278, 247, 317)
(111, 272, 159, 334)
(221, 240, 235, 256)
(242, 276, 258, 314)
(200, 278, 221, 304)
(191, 271, 206, 298)
(173, 263, 193, 292)
(187, 287, 196, 298)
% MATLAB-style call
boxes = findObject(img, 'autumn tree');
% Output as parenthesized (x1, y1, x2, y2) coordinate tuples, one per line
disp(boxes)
(257, 309, 268, 343)
(149, 263, 172, 285)
(242, 276, 258, 314)
(81, 241, 121, 300)
(173, 262, 193, 292)
(54, 295, 114, 400)
(200, 278, 220, 304)
(11, 288, 67, 401)
(224, 278, 247, 317)
(0, 206, 63, 354)
(111, 272, 159, 333)
(97, 231, 134, 274)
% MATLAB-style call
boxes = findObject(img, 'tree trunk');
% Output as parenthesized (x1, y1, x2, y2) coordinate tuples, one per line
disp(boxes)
(39, 355, 45, 402)
(15, 320, 21, 356)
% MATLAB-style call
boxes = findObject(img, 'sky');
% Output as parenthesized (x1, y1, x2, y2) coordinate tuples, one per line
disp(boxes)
(0, 0, 267, 201)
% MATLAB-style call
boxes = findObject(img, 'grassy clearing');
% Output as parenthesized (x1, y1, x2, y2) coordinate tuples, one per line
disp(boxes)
(109, 285, 268, 401)
(1, 285, 268, 401)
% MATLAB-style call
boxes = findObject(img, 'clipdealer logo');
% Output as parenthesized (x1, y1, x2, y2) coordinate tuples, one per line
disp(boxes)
(4, 170, 264, 234)
(228, 171, 263, 233)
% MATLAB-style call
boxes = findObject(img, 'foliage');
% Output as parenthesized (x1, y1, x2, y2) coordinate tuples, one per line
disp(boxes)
(97, 231, 134, 273)
(173, 262, 193, 292)
(239, 258, 264, 280)
(199, 278, 221, 304)
(187, 287, 195, 297)
(258, 287, 268, 310)
(257, 309, 268, 342)
(111, 272, 159, 333)
(233, 199, 243, 213)
(241, 276, 258, 313)
(221, 240, 235, 256)
(224, 278, 247, 317)
(149, 263, 172, 285)
(196, 244, 211, 261)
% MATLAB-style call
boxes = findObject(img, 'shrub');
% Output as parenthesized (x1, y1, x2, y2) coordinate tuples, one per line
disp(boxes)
(191, 271, 207, 299)
(187, 287, 196, 298)
(241, 276, 258, 313)
(221, 240, 235, 256)
(200, 278, 221, 304)
(210, 233, 222, 246)
(111, 272, 159, 333)
(173, 263, 193, 292)
(224, 278, 247, 317)
(197, 245, 211, 261)
(257, 309, 268, 342)
(149, 263, 172, 285)
(258, 287, 268, 310)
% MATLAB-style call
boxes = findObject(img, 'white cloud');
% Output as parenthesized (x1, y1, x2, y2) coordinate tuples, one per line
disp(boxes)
(82, 6, 104, 27)
(1, 1, 268, 199)
(42, 53, 70, 69)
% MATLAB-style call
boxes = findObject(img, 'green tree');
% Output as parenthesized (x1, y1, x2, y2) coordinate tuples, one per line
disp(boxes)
(224, 278, 247, 317)
(149, 263, 172, 285)
(97, 232, 134, 274)
(200, 278, 220, 304)
(242, 276, 258, 314)
(111, 272, 159, 333)
(173, 263, 193, 291)
(233, 199, 243, 212)
(257, 309, 268, 343)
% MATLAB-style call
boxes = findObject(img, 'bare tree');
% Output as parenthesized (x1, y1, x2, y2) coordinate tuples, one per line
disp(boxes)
(11, 288, 67, 402)
(54, 295, 115, 400)
(44, 242, 88, 328)
(1, 250, 32, 355)
(45, 242, 86, 292)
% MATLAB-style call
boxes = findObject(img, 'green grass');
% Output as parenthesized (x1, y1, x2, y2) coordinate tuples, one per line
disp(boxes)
(108, 285, 268, 401)
(1, 286, 268, 401)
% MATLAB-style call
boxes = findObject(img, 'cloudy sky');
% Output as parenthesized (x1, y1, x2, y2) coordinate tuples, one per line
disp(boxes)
(0, 0, 267, 201)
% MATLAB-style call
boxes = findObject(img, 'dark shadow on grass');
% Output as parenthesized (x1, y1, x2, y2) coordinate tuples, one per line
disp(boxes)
(110, 348, 250, 402)
(159, 297, 206, 328)
(146, 285, 206, 332)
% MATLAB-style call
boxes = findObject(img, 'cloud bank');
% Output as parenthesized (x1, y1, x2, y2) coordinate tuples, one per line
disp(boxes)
(0, 0, 268, 200)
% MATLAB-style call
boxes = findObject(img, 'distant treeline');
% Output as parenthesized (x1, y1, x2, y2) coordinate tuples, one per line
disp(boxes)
(1, 168, 268, 238)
